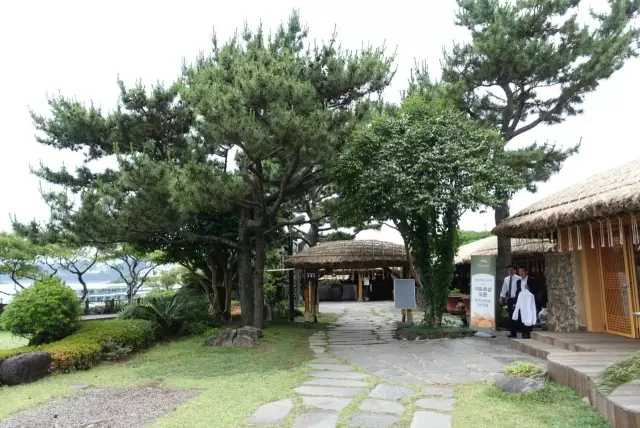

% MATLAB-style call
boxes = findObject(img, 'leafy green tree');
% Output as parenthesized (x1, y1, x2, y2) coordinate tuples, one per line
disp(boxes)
(440, 0, 640, 278)
(0, 233, 43, 292)
(183, 12, 394, 327)
(335, 94, 518, 324)
(148, 266, 186, 292)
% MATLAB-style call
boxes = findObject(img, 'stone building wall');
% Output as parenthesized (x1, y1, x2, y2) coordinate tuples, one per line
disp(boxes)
(544, 252, 581, 332)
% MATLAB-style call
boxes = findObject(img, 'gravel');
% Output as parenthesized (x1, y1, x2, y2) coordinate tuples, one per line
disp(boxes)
(0, 385, 198, 428)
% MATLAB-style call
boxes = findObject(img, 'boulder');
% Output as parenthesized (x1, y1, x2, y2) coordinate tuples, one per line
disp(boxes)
(0, 352, 52, 385)
(495, 374, 545, 394)
(205, 326, 262, 348)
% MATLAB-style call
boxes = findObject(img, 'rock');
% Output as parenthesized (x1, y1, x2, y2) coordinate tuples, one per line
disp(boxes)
(0, 352, 51, 385)
(410, 411, 451, 428)
(359, 398, 404, 415)
(205, 326, 262, 348)
(302, 396, 352, 411)
(292, 411, 338, 428)
(349, 412, 400, 428)
(369, 384, 412, 400)
(247, 398, 293, 425)
(495, 374, 545, 394)
(295, 385, 364, 397)
(415, 397, 454, 412)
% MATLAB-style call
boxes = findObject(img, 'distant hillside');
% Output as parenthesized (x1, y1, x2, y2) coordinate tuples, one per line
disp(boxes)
(0, 263, 123, 285)
(458, 230, 492, 246)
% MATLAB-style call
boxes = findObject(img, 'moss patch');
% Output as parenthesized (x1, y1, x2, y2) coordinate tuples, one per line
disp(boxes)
(396, 324, 474, 340)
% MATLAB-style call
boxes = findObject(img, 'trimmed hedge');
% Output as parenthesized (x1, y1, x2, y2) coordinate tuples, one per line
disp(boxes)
(0, 319, 155, 373)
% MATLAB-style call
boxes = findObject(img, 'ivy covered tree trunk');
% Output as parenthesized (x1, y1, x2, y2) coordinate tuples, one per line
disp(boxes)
(495, 202, 512, 291)
(253, 225, 266, 329)
(432, 205, 459, 327)
(238, 209, 254, 326)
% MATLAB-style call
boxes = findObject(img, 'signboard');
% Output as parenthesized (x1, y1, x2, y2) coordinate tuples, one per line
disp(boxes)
(470, 255, 496, 331)
(393, 279, 416, 309)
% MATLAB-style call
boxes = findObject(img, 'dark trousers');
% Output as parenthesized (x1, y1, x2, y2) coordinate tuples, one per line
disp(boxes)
(507, 299, 518, 337)
(508, 298, 532, 338)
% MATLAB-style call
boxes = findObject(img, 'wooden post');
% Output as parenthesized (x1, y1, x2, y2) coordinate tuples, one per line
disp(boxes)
(357, 273, 364, 302)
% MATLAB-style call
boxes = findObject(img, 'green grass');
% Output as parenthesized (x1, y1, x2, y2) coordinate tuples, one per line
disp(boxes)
(0, 331, 28, 350)
(0, 321, 321, 427)
(453, 382, 609, 428)
(598, 351, 640, 394)
(504, 361, 545, 379)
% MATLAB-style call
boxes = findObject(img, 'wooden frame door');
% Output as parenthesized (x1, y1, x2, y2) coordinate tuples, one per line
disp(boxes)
(600, 237, 637, 337)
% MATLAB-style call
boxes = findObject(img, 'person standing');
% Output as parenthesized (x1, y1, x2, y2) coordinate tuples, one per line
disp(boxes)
(516, 267, 536, 338)
(499, 265, 521, 338)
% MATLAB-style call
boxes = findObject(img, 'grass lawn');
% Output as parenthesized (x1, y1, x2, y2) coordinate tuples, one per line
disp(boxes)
(0, 331, 28, 349)
(454, 382, 609, 428)
(0, 320, 324, 428)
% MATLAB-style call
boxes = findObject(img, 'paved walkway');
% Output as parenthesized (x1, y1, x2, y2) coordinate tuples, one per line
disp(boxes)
(248, 301, 540, 427)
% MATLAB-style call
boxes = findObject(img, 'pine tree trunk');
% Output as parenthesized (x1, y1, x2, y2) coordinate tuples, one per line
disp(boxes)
(253, 226, 266, 329)
(495, 200, 512, 289)
(238, 208, 254, 326)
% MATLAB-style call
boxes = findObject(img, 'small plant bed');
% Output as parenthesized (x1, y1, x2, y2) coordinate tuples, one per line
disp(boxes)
(395, 323, 474, 340)
(0, 319, 155, 374)
(504, 361, 545, 379)
(599, 351, 640, 394)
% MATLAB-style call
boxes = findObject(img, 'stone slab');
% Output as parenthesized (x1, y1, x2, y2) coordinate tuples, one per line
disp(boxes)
(309, 371, 368, 380)
(349, 412, 400, 428)
(311, 347, 327, 354)
(423, 386, 455, 398)
(410, 410, 451, 428)
(308, 363, 353, 372)
(369, 384, 412, 400)
(247, 398, 293, 425)
(292, 411, 338, 428)
(295, 385, 364, 398)
(304, 378, 369, 388)
(359, 398, 405, 415)
(302, 396, 352, 411)
(415, 398, 454, 412)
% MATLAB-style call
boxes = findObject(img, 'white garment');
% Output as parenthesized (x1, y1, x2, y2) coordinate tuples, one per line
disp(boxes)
(500, 274, 521, 299)
(512, 288, 537, 327)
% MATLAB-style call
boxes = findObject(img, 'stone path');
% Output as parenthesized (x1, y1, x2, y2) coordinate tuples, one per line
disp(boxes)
(247, 302, 540, 427)
(247, 304, 460, 427)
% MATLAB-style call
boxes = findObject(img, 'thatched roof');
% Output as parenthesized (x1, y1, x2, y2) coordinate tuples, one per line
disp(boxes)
(285, 240, 407, 270)
(455, 236, 553, 264)
(494, 158, 640, 237)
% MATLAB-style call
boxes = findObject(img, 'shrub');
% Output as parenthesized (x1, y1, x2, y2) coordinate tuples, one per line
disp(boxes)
(0, 277, 81, 345)
(504, 361, 545, 379)
(0, 319, 155, 373)
(120, 287, 209, 337)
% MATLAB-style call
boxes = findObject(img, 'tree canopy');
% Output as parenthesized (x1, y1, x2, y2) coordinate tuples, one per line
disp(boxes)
(335, 93, 519, 323)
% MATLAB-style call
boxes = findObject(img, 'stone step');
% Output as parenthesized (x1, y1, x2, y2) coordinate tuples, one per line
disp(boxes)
(309, 371, 368, 380)
(509, 337, 565, 359)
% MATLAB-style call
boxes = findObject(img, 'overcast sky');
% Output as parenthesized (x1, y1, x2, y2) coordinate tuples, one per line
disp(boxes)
(1, 0, 638, 245)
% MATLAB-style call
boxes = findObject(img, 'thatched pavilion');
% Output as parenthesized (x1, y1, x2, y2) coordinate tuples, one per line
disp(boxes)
(495, 158, 640, 337)
(286, 240, 408, 321)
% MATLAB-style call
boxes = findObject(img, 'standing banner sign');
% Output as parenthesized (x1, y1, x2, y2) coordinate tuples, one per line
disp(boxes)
(470, 255, 496, 331)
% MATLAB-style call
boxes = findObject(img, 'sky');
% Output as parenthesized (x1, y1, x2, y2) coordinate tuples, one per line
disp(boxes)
(1, 0, 639, 246)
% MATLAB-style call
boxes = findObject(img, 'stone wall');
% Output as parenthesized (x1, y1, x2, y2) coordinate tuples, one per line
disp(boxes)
(544, 252, 581, 332)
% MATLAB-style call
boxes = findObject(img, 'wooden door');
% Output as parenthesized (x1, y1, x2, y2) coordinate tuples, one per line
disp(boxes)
(600, 243, 636, 337)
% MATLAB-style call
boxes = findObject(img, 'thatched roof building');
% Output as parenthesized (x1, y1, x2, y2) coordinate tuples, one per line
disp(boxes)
(286, 239, 407, 270)
(494, 158, 640, 237)
(455, 236, 554, 264)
